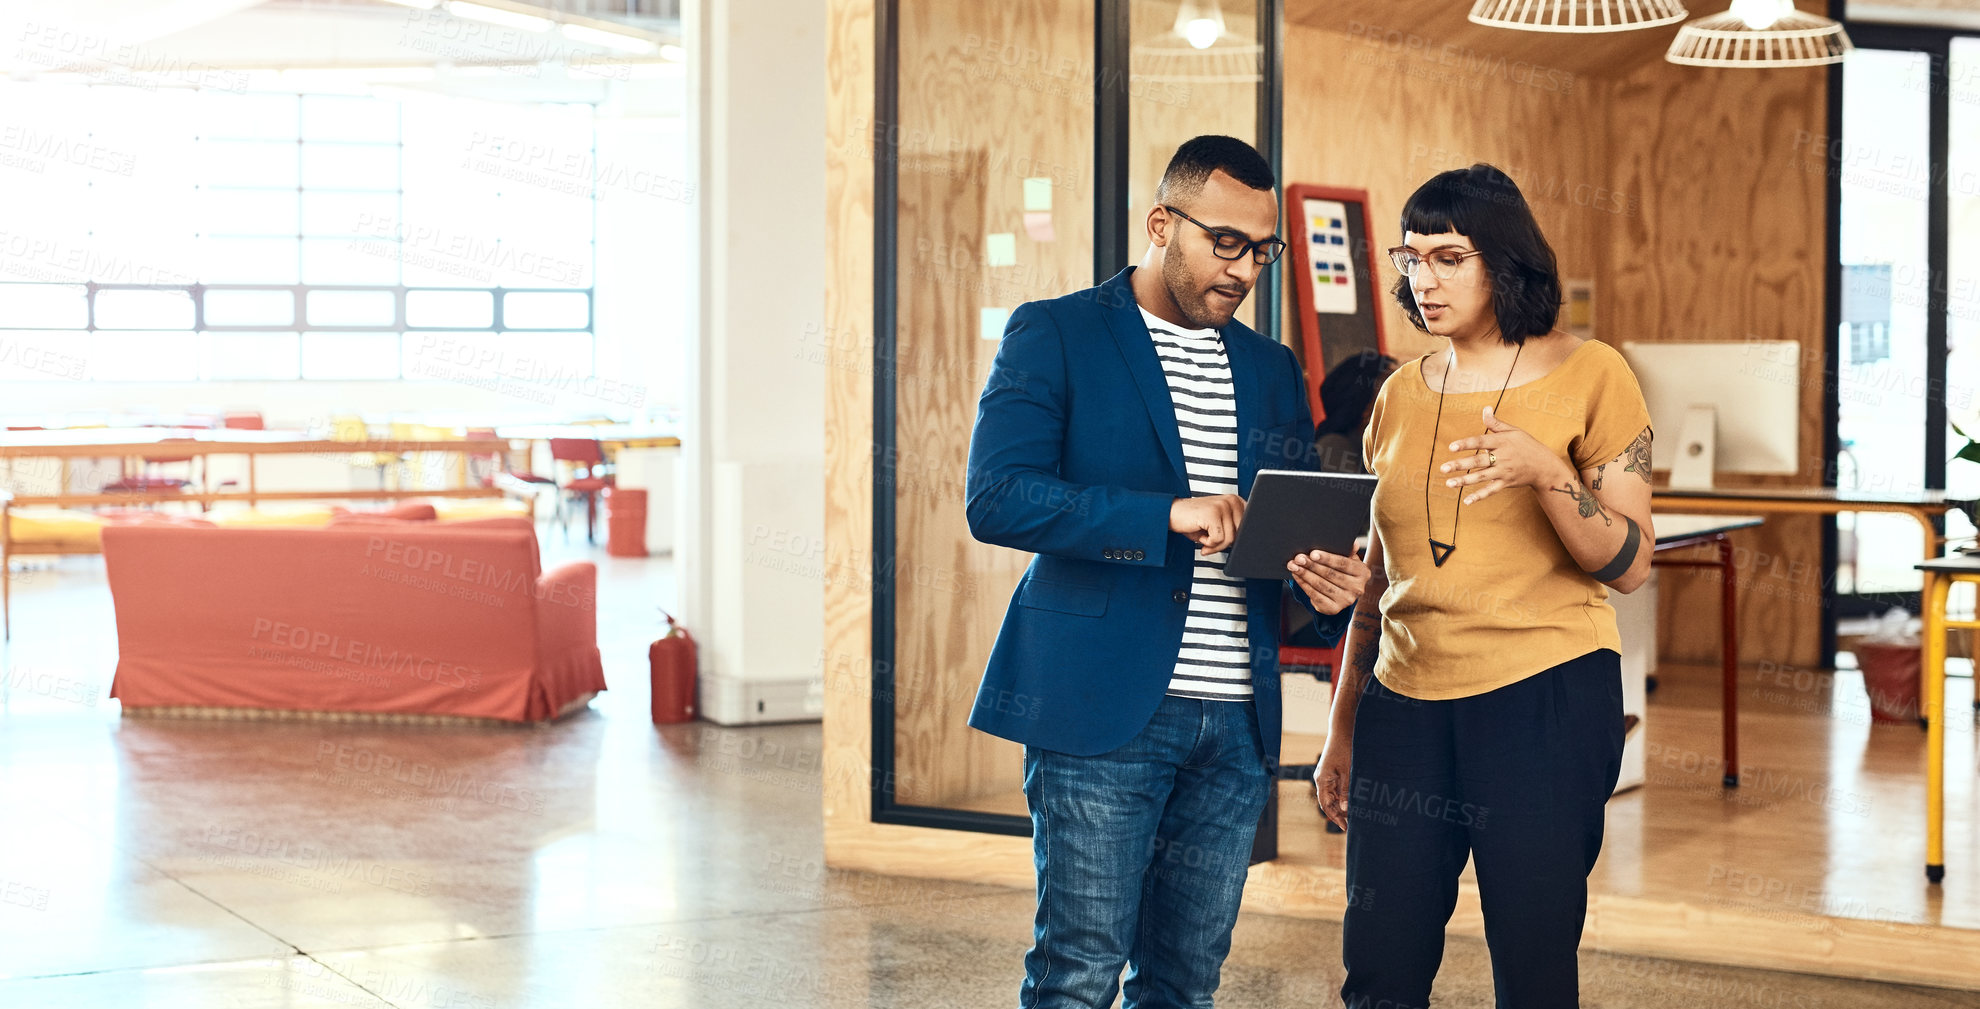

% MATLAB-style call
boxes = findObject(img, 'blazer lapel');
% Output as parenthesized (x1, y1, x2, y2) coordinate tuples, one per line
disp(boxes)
(1221, 327, 1264, 495)
(1099, 268, 1189, 494)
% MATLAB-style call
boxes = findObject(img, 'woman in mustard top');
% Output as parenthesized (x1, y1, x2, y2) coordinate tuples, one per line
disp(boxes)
(1299, 164, 1654, 1008)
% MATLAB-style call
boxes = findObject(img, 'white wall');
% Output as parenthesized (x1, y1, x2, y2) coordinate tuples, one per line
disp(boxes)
(677, 0, 826, 723)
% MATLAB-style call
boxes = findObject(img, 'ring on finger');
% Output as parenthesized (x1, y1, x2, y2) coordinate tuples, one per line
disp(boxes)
(1487, 450, 1498, 467)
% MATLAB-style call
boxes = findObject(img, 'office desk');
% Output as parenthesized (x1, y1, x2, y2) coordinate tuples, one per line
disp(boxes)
(0, 429, 507, 507)
(493, 424, 681, 452)
(1651, 514, 1765, 786)
(1917, 552, 1980, 884)
(1652, 487, 1964, 632)
(0, 430, 510, 639)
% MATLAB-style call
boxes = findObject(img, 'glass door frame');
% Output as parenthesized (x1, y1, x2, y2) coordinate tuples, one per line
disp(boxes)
(1821, 5, 1968, 658)
(869, 0, 1286, 834)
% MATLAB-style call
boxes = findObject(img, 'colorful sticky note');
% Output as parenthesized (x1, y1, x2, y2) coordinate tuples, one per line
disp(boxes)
(980, 306, 1012, 341)
(1023, 211, 1055, 242)
(986, 232, 1016, 267)
(1023, 178, 1053, 212)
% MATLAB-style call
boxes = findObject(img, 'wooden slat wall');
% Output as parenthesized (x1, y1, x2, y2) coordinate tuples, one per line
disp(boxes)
(1602, 62, 1829, 668)
(822, 0, 880, 840)
(1280, 22, 1610, 368)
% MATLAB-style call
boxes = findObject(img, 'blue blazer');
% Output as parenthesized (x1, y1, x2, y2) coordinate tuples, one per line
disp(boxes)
(964, 267, 1351, 762)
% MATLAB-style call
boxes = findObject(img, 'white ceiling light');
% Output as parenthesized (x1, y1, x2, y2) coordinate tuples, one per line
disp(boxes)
(444, 2, 551, 32)
(1469, 0, 1689, 32)
(1666, 1, 1852, 66)
(1173, 0, 1226, 50)
(559, 23, 658, 54)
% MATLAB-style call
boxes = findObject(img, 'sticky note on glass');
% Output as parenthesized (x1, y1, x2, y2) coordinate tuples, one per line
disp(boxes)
(1023, 177, 1053, 212)
(980, 306, 1011, 341)
(985, 232, 1017, 267)
(1023, 211, 1054, 242)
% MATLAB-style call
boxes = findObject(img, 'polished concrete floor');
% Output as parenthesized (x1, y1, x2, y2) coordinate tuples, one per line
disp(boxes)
(3, 538, 1979, 1007)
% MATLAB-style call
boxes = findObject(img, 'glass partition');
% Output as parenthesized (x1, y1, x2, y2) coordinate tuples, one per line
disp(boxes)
(876, 0, 1278, 831)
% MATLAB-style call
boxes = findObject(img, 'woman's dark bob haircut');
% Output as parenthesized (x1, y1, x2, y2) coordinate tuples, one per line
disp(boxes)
(1392, 163, 1561, 345)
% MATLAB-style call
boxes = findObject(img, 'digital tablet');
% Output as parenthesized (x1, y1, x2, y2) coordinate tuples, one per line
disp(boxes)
(1221, 470, 1377, 579)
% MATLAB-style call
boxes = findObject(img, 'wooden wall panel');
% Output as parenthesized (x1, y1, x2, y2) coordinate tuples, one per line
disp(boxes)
(822, 0, 879, 842)
(1281, 21, 1612, 369)
(1602, 62, 1829, 668)
(887, 0, 1094, 807)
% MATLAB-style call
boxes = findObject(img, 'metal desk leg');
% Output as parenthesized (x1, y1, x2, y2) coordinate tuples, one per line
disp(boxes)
(1924, 574, 1948, 884)
(1719, 535, 1739, 787)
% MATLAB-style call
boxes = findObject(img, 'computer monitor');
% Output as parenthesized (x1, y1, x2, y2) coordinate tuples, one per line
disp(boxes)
(1620, 340, 1801, 488)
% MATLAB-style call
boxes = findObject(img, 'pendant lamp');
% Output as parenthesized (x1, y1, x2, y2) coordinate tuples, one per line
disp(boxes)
(1468, 0, 1689, 33)
(1666, 0, 1852, 66)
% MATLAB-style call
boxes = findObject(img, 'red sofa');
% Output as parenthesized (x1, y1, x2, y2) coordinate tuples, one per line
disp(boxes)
(102, 517, 603, 722)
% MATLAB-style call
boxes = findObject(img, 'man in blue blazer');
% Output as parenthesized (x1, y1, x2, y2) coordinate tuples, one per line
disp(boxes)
(965, 136, 1370, 1009)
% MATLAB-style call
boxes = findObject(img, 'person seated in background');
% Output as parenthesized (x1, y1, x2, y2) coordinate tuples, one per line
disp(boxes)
(1284, 350, 1396, 647)
(1310, 349, 1398, 476)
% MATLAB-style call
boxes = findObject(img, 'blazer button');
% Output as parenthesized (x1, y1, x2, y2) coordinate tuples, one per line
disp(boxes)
(1173, 589, 1188, 603)
(1103, 549, 1117, 560)
(1131, 550, 1144, 560)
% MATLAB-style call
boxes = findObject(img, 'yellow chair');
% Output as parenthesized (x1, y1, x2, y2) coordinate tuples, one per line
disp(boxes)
(1916, 552, 1980, 886)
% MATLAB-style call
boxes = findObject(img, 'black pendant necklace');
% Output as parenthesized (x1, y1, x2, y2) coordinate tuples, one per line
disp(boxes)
(1424, 343, 1522, 568)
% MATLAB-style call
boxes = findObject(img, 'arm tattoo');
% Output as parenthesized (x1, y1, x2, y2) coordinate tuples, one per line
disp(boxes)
(1592, 463, 1605, 491)
(1623, 428, 1653, 484)
(1348, 610, 1381, 680)
(1550, 479, 1613, 526)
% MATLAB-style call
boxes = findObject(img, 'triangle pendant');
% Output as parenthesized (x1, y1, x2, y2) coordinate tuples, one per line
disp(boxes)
(1429, 539, 1456, 567)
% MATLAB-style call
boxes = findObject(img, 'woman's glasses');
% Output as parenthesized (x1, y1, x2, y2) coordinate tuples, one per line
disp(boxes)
(1164, 205, 1286, 265)
(1388, 246, 1485, 280)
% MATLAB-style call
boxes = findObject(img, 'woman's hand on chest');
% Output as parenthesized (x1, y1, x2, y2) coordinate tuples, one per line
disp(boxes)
(1438, 405, 1573, 506)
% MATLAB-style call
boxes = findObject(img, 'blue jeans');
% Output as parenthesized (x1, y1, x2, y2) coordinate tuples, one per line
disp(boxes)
(1020, 694, 1270, 1009)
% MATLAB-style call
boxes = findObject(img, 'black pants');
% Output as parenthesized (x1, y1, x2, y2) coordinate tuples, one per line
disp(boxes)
(1340, 650, 1625, 1009)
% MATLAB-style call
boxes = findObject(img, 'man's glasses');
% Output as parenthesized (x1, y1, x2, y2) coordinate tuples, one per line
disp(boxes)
(1388, 246, 1485, 280)
(1164, 205, 1286, 266)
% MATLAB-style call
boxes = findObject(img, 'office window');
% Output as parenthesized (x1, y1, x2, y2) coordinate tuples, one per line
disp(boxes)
(1837, 49, 1932, 596)
(0, 83, 598, 382)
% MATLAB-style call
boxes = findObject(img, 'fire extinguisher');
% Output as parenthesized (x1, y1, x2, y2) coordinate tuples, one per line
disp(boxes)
(650, 610, 697, 724)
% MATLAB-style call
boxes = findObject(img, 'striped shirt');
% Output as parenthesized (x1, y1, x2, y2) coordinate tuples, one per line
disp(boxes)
(1140, 307, 1251, 701)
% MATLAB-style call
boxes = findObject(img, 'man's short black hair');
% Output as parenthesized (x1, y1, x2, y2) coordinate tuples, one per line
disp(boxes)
(1391, 163, 1562, 345)
(1156, 135, 1276, 205)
